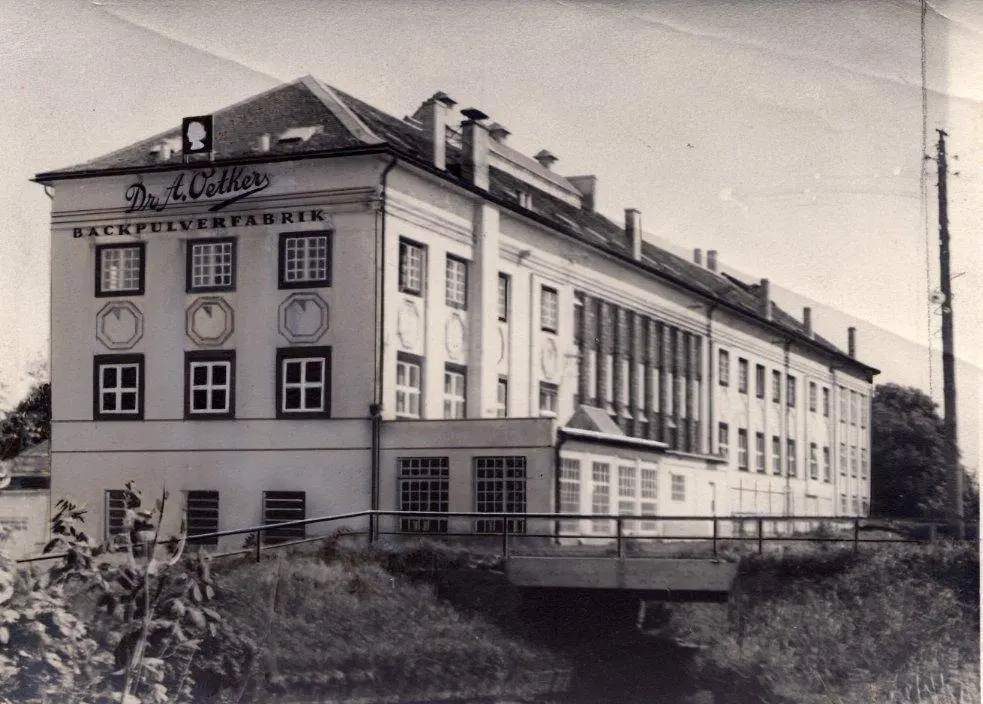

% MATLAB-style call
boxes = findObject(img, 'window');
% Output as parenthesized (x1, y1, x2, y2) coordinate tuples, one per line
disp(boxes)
(718, 350, 730, 386)
(186, 490, 220, 546)
(539, 381, 558, 417)
(559, 458, 581, 533)
(840, 443, 847, 476)
(737, 429, 748, 470)
(278, 232, 331, 288)
(474, 456, 526, 534)
(787, 439, 797, 477)
(398, 238, 426, 295)
(496, 376, 508, 418)
(786, 375, 796, 408)
(737, 358, 748, 394)
(860, 395, 868, 428)
(396, 354, 423, 419)
(262, 491, 306, 543)
(540, 286, 558, 332)
(850, 445, 857, 477)
(822, 387, 830, 417)
(809, 382, 817, 412)
(809, 443, 819, 480)
(850, 391, 857, 426)
(618, 465, 637, 518)
(398, 457, 449, 533)
(861, 449, 868, 479)
(184, 350, 235, 419)
(823, 446, 831, 482)
(755, 432, 765, 473)
(840, 387, 848, 422)
(772, 436, 782, 474)
(445, 255, 468, 309)
(498, 273, 510, 322)
(640, 467, 658, 531)
(93, 354, 144, 420)
(187, 238, 235, 292)
(443, 365, 466, 419)
(755, 364, 765, 399)
(591, 462, 611, 534)
(717, 422, 729, 459)
(671, 474, 685, 502)
(276, 347, 331, 418)
(96, 243, 145, 296)
(105, 488, 139, 541)
(772, 370, 781, 403)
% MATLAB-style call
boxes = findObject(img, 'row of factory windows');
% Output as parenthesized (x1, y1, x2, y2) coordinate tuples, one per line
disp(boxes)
(717, 349, 868, 425)
(718, 423, 869, 482)
(103, 456, 529, 542)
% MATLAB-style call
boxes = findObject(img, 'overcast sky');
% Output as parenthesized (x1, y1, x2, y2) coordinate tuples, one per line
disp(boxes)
(1, 0, 980, 471)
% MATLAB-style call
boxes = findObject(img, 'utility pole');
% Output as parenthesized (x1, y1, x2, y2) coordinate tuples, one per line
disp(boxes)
(936, 129, 963, 538)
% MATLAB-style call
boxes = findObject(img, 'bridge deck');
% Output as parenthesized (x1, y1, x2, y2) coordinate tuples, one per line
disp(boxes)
(506, 556, 740, 601)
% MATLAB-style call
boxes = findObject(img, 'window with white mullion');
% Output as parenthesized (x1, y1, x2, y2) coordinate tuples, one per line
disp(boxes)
(98, 244, 144, 295)
(189, 359, 232, 415)
(445, 256, 468, 309)
(282, 358, 325, 412)
(399, 239, 426, 295)
(443, 366, 466, 419)
(98, 362, 141, 417)
(189, 239, 235, 291)
(396, 356, 422, 419)
(540, 286, 558, 332)
(617, 464, 637, 533)
(591, 462, 611, 534)
(558, 458, 581, 535)
(280, 233, 330, 287)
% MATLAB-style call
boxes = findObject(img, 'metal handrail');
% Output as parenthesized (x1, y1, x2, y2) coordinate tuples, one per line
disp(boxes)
(15, 510, 978, 565)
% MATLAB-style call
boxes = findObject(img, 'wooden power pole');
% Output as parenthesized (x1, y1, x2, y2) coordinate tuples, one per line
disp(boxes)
(936, 129, 963, 537)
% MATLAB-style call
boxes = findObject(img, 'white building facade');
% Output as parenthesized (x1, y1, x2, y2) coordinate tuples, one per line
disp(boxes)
(35, 77, 877, 549)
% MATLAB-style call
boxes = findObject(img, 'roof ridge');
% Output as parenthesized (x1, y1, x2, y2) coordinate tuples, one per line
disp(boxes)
(301, 76, 385, 145)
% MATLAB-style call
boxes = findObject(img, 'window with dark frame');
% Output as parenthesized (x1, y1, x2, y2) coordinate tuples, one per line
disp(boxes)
(787, 439, 797, 477)
(772, 370, 781, 403)
(786, 375, 796, 407)
(840, 443, 847, 476)
(96, 243, 146, 297)
(718, 422, 729, 459)
(398, 238, 426, 295)
(809, 442, 819, 480)
(755, 432, 766, 472)
(187, 238, 236, 292)
(185, 490, 220, 546)
(737, 428, 748, 470)
(474, 456, 527, 534)
(275, 346, 331, 418)
(498, 273, 510, 322)
(443, 364, 466, 419)
(398, 457, 449, 533)
(772, 435, 782, 474)
(105, 488, 139, 541)
(540, 286, 558, 332)
(809, 381, 817, 412)
(94, 354, 144, 420)
(737, 358, 749, 394)
(445, 255, 468, 309)
(718, 349, 730, 386)
(822, 387, 830, 417)
(396, 353, 422, 419)
(262, 491, 306, 543)
(755, 364, 765, 399)
(823, 446, 831, 482)
(278, 232, 331, 288)
(185, 350, 235, 419)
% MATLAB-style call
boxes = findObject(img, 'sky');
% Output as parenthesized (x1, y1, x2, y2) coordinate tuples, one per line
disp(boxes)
(0, 0, 980, 472)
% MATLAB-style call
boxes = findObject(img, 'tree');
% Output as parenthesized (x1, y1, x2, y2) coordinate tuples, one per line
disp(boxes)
(0, 381, 50, 460)
(871, 383, 978, 521)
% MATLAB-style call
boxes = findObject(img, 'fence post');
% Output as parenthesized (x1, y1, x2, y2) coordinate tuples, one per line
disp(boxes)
(712, 517, 718, 558)
(852, 518, 859, 554)
(757, 518, 764, 554)
(616, 516, 624, 558)
(254, 528, 262, 563)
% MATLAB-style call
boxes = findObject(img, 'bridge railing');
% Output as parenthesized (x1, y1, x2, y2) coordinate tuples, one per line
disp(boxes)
(15, 510, 979, 566)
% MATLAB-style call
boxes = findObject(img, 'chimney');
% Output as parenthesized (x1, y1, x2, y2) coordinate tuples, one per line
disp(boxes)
(419, 91, 456, 170)
(568, 175, 597, 212)
(693, 248, 703, 266)
(625, 208, 642, 261)
(460, 108, 490, 190)
(848, 327, 857, 358)
(487, 122, 510, 143)
(534, 149, 558, 170)
(706, 250, 718, 272)
(759, 278, 772, 320)
(803, 307, 813, 337)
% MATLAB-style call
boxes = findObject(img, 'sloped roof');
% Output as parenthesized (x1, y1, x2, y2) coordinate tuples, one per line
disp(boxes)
(35, 76, 876, 377)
